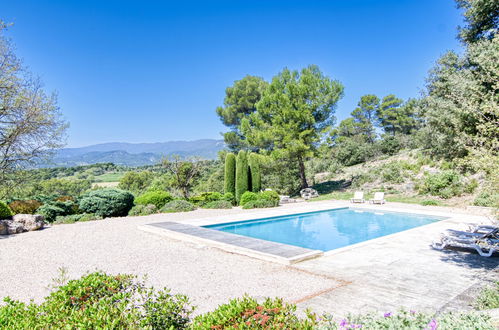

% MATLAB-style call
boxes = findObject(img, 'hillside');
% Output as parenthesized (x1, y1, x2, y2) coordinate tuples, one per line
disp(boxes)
(40, 139, 225, 167)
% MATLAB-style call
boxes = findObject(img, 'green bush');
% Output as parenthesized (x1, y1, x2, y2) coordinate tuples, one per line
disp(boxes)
(381, 162, 404, 183)
(421, 200, 439, 206)
(0, 271, 193, 329)
(464, 178, 479, 194)
(118, 170, 155, 195)
(37, 204, 66, 223)
(240, 191, 258, 206)
(135, 191, 173, 209)
(248, 152, 261, 192)
(474, 191, 499, 208)
(128, 204, 158, 216)
(54, 214, 103, 224)
(189, 192, 223, 206)
(202, 200, 233, 209)
(235, 150, 249, 203)
(475, 282, 499, 310)
(242, 199, 278, 209)
(160, 200, 196, 213)
(8, 200, 43, 214)
(259, 190, 280, 206)
(418, 170, 463, 198)
(0, 201, 13, 219)
(224, 153, 236, 195)
(192, 296, 317, 329)
(222, 192, 236, 205)
(79, 189, 134, 218)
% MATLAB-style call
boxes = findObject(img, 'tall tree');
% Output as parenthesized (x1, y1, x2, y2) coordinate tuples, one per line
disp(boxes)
(351, 94, 380, 143)
(0, 22, 67, 181)
(242, 65, 344, 189)
(377, 94, 404, 135)
(216, 75, 268, 151)
(162, 156, 202, 198)
(457, 0, 498, 44)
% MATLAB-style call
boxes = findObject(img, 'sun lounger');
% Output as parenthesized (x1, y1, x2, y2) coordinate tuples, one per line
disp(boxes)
(432, 236, 499, 257)
(446, 227, 498, 239)
(369, 192, 385, 204)
(350, 191, 365, 203)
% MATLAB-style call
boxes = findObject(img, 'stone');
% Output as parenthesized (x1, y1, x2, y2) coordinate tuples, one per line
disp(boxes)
(13, 214, 45, 231)
(300, 188, 319, 200)
(0, 220, 7, 235)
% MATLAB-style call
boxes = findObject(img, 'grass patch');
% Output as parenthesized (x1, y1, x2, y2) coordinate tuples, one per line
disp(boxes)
(93, 172, 125, 183)
(385, 195, 446, 206)
(308, 191, 353, 202)
(475, 282, 499, 310)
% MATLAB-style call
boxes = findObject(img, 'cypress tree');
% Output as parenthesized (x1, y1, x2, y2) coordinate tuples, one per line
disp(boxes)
(248, 153, 261, 192)
(224, 153, 236, 195)
(235, 150, 248, 203)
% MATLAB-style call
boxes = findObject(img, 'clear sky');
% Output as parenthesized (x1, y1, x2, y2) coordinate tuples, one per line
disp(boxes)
(1, 0, 463, 147)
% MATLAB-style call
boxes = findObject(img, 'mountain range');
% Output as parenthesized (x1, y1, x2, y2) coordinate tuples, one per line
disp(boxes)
(42, 139, 225, 167)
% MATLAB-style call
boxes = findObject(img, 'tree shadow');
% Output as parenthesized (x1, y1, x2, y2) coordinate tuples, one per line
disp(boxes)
(436, 247, 498, 271)
(312, 179, 351, 194)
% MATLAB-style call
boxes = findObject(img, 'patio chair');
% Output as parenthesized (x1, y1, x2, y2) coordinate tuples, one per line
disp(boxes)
(369, 192, 385, 204)
(350, 191, 365, 203)
(432, 236, 499, 257)
(446, 227, 498, 239)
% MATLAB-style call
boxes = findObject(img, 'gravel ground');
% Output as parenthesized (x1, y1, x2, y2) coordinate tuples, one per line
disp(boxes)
(0, 207, 340, 314)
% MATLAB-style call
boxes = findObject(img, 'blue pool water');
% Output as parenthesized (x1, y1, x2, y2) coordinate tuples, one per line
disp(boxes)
(205, 208, 445, 251)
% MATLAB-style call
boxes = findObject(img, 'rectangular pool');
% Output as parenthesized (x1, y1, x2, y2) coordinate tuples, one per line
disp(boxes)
(205, 208, 446, 251)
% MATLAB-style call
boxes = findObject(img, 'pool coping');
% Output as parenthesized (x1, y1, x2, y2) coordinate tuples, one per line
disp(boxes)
(138, 201, 489, 264)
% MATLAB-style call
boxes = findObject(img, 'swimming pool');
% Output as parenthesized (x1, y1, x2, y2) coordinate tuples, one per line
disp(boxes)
(205, 208, 446, 251)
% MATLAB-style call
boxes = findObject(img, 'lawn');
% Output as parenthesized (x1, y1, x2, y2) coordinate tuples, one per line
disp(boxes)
(93, 172, 125, 183)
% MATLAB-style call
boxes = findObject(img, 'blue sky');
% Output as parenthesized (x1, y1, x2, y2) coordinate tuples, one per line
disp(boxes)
(2, 0, 463, 147)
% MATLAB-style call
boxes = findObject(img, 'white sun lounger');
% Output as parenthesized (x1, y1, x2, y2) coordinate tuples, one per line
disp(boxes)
(369, 192, 385, 204)
(432, 236, 499, 257)
(350, 191, 365, 203)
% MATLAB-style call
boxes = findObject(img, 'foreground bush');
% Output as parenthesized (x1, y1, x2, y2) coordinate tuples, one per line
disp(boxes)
(54, 213, 103, 224)
(240, 190, 280, 209)
(190, 192, 223, 206)
(135, 191, 173, 209)
(0, 201, 13, 219)
(36, 204, 66, 223)
(202, 200, 233, 209)
(8, 200, 42, 214)
(79, 189, 134, 218)
(418, 170, 463, 198)
(129, 204, 158, 216)
(160, 200, 196, 213)
(192, 296, 317, 329)
(475, 281, 499, 310)
(0, 272, 193, 329)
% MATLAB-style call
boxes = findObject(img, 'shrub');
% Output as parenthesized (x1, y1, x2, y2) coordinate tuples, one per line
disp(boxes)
(235, 150, 249, 203)
(222, 192, 235, 205)
(54, 214, 103, 224)
(8, 200, 42, 215)
(474, 191, 499, 208)
(135, 191, 173, 209)
(0, 201, 14, 219)
(418, 170, 463, 198)
(240, 191, 258, 206)
(248, 152, 261, 192)
(259, 190, 280, 206)
(192, 296, 317, 329)
(118, 171, 154, 194)
(189, 192, 223, 206)
(37, 204, 66, 222)
(381, 162, 404, 183)
(475, 282, 499, 310)
(0, 271, 193, 329)
(79, 189, 134, 218)
(421, 200, 439, 206)
(202, 200, 233, 209)
(242, 199, 278, 209)
(160, 200, 196, 213)
(224, 153, 236, 195)
(129, 204, 158, 216)
(464, 178, 479, 194)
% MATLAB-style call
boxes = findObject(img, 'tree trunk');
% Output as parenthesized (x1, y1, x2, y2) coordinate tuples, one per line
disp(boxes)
(297, 156, 308, 189)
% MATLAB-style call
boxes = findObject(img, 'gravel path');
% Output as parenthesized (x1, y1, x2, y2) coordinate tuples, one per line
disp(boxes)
(0, 207, 340, 314)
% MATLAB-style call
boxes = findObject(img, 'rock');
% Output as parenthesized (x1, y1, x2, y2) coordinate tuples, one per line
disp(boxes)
(0, 220, 24, 235)
(300, 188, 319, 200)
(0, 220, 7, 235)
(13, 214, 45, 231)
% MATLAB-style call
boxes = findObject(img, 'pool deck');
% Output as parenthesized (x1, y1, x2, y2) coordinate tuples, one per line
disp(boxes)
(1, 200, 497, 316)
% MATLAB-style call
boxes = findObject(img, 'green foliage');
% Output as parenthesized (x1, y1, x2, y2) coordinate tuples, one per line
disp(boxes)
(163, 157, 202, 199)
(202, 200, 233, 209)
(134, 191, 173, 209)
(248, 153, 262, 192)
(259, 190, 280, 205)
(474, 190, 499, 208)
(216, 75, 268, 151)
(330, 135, 375, 166)
(128, 204, 158, 216)
(380, 162, 404, 183)
(37, 204, 66, 223)
(235, 150, 249, 203)
(160, 200, 196, 213)
(54, 213, 103, 224)
(8, 200, 42, 214)
(475, 282, 499, 310)
(457, 0, 499, 43)
(351, 94, 380, 143)
(418, 171, 463, 198)
(224, 153, 236, 195)
(192, 295, 316, 329)
(190, 192, 224, 206)
(378, 135, 402, 155)
(0, 271, 193, 329)
(421, 200, 440, 206)
(118, 171, 154, 195)
(261, 155, 301, 195)
(222, 192, 236, 205)
(79, 189, 134, 218)
(38, 178, 92, 197)
(240, 191, 258, 206)
(0, 201, 13, 219)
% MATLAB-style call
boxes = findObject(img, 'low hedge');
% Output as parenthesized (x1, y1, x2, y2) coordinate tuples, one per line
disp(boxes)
(160, 200, 196, 213)
(54, 214, 103, 224)
(240, 190, 280, 209)
(79, 189, 134, 218)
(8, 200, 42, 214)
(0, 201, 13, 219)
(135, 191, 173, 209)
(202, 200, 233, 209)
(129, 204, 158, 216)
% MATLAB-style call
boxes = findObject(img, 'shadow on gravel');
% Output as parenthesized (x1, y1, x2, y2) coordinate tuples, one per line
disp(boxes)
(438, 248, 498, 270)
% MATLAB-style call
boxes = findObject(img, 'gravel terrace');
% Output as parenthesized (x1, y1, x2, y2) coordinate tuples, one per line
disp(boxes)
(0, 201, 497, 315)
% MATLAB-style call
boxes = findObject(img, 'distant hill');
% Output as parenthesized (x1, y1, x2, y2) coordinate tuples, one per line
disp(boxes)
(41, 139, 225, 167)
